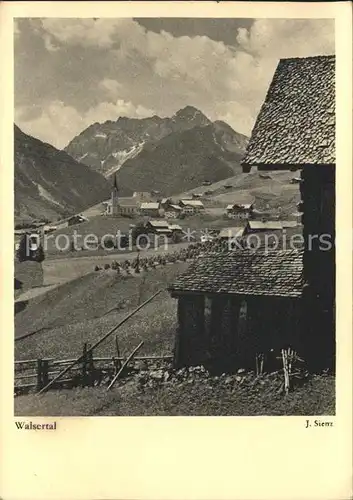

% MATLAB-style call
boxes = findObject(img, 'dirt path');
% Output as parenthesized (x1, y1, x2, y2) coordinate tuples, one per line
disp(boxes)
(15, 284, 58, 303)
(42, 242, 190, 285)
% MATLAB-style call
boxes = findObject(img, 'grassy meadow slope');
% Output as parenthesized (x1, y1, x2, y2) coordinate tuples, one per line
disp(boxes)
(15, 125, 111, 224)
(15, 263, 189, 359)
(177, 170, 301, 217)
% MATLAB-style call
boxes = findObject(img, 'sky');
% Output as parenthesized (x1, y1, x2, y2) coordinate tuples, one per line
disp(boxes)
(14, 18, 335, 149)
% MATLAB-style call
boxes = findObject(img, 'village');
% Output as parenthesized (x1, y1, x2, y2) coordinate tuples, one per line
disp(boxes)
(14, 53, 335, 417)
(15, 171, 302, 257)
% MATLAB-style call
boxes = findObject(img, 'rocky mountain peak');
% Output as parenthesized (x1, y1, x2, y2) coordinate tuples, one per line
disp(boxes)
(173, 105, 210, 123)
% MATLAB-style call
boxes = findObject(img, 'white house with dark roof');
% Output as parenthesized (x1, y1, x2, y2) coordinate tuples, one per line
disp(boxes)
(179, 199, 204, 214)
(145, 219, 172, 236)
(140, 202, 161, 217)
(225, 201, 254, 219)
(164, 204, 182, 219)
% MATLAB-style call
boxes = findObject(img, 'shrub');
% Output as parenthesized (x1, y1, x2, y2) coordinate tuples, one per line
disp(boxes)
(131, 222, 147, 244)
(102, 237, 115, 249)
(16, 234, 30, 262)
(94, 265, 101, 271)
(33, 243, 45, 263)
(104, 263, 111, 270)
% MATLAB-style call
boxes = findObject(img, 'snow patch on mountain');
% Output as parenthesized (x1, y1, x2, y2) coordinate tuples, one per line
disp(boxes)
(36, 183, 65, 208)
(104, 142, 146, 177)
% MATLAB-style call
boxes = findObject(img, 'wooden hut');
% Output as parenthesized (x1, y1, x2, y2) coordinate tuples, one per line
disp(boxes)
(169, 55, 335, 372)
(241, 55, 335, 370)
(168, 250, 304, 369)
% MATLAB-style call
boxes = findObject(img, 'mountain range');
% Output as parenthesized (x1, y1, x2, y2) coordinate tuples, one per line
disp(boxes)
(14, 125, 110, 225)
(65, 106, 249, 195)
(15, 106, 249, 223)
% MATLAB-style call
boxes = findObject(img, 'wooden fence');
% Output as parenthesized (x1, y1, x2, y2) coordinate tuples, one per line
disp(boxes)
(15, 349, 173, 393)
(15, 289, 172, 395)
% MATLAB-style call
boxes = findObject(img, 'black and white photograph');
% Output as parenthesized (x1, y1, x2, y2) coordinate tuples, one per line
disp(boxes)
(13, 16, 336, 417)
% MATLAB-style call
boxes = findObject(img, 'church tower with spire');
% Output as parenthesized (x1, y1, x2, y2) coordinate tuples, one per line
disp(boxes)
(111, 174, 119, 216)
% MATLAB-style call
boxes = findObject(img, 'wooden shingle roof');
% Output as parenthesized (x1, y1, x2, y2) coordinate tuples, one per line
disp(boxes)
(242, 55, 335, 168)
(169, 250, 304, 298)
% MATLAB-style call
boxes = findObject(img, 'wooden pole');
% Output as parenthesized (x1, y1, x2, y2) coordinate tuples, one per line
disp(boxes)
(107, 341, 144, 390)
(115, 335, 121, 370)
(42, 359, 49, 387)
(82, 343, 87, 387)
(87, 346, 94, 386)
(37, 289, 162, 394)
(36, 359, 43, 391)
(282, 349, 290, 395)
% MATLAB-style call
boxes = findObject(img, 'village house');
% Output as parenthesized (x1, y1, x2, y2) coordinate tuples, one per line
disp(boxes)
(67, 214, 88, 226)
(145, 220, 172, 237)
(133, 191, 152, 201)
(38, 214, 89, 235)
(168, 224, 183, 240)
(160, 198, 182, 218)
(250, 208, 279, 221)
(160, 198, 172, 209)
(169, 54, 335, 371)
(14, 228, 29, 250)
(140, 202, 161, 218)
(281, 221, 298, 229)
(43, 219, 70, 232)
(225, 202, 254, 220)
(243, 220, 283, 235)
(179, 199, 205, 214)
(168, 223, 183, 233)
(164, 204, 182, 219)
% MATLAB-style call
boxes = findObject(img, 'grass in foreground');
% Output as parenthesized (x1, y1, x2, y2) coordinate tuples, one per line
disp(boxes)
(14, 373, 335, 416)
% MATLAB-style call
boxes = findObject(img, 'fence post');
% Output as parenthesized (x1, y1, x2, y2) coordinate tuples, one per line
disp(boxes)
(87, 344, 94, 386)
(36, 359, 43, 391)
(82, 343, 88, 387)
(42, 359, 49, 388)
(112, 357, 119, 376)
(115, 335, 122, 370)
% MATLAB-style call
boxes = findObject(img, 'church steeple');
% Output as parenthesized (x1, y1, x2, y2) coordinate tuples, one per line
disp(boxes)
(111, 174, 119, 216)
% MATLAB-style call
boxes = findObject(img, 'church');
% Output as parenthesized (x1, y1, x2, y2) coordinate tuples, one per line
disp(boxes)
(103, 175, 139, 216)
